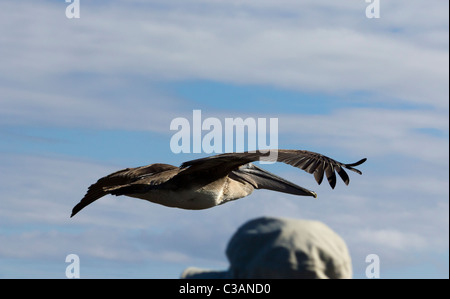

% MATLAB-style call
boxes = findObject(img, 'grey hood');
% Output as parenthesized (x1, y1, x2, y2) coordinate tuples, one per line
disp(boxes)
(181, 216, 352, 279)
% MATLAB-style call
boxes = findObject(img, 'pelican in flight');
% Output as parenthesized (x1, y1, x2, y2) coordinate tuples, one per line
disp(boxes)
(71, 150, 366, 217)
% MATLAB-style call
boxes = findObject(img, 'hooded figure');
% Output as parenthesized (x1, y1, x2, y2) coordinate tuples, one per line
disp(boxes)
(181, 216, 352, 279)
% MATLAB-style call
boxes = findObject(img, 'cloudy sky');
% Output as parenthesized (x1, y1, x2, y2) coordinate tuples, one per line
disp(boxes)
(0, 0, 448, 278)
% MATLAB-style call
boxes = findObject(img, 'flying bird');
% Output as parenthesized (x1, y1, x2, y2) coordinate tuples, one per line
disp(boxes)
(71, 150, 366, 217)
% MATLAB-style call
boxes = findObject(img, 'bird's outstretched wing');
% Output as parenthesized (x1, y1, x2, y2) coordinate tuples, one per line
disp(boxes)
(71, 163, 178, 217)
(180, 149, 367, 189)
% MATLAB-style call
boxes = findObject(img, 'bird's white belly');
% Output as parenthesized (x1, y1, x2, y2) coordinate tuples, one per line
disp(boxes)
(129, 186, 224, 210)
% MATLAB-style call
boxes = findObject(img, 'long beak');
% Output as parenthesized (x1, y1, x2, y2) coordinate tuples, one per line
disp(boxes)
(233, 163, 317, 198)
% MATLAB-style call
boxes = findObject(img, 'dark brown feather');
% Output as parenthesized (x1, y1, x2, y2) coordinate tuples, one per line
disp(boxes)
(181, 149, 366, 189)
(71, 163, 177, 217)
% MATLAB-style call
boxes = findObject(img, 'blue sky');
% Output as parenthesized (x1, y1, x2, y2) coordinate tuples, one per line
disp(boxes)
(0, 0, 448, 278)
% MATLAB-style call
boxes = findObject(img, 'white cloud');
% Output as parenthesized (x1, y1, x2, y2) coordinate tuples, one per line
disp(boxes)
(277, 108, 449, 164)
(0, 84, 184, 132)
(0, 0, 447, 110)
(357, 229, 427, 251)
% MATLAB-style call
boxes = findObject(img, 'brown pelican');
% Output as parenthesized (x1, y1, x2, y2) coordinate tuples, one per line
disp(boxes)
(71, 150, 366, 217)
